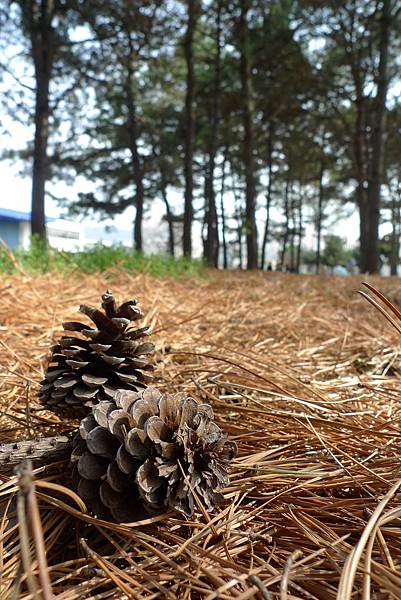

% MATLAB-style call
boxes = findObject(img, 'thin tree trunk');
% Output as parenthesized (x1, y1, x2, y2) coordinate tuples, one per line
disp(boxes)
(232, 168, 243, 269)
(239, 0, 258, 269)
(280, 180, 290, 269)
(296, 193, 303, 273)
(365, 0, 391, 274)
(125, 30, 144, 252)
(355, 104, 369, 271)
(219, 152, 228, 269)
(389, 181, 401, 276)
(204, 0, 222, 267)
(289, 194, 296, 272)
(353, 94, 369, 274)
(389, 196, 398, 276)
(183, 0, 198, 258)
(260, 122, 274, 270)
(316, 159, 325, 274)
(202, 165, 208, 257)
(28, 0, 55, 242)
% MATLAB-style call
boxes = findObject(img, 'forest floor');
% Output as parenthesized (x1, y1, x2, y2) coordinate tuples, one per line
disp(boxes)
(1, 269, 401, 599)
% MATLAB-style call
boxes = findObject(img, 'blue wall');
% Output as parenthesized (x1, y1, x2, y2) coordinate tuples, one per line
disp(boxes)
(0, 221, 20, 249)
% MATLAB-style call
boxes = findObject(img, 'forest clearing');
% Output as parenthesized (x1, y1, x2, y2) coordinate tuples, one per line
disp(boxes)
(1, 270, 401, 599)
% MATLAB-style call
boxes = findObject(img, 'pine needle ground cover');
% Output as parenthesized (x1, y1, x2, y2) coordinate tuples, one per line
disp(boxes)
(1, 270, 401, 599)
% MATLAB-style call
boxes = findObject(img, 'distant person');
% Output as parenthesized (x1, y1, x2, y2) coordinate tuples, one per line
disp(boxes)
(267, 262, 272, 271)
(346, 258, 357, 274)
(332, 265, 349, 276)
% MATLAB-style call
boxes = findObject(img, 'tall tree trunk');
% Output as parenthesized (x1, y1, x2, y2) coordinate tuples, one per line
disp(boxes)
(353, 94, 369, 274)
(28, 0, 55, 242)
(296, 193, 303, 274)
(219, 151, 228, 269)
(204, 0, 222, 267)
(347, 26, 369, 275)
(364, 0, 391, 274)
(232, 166, 243, 269)
(280, 180, 290, 269)
(125, 30, 144, 252)
(183, 0, 198, 258)
(389, 199, 399, 276)
(202, 164, 208, 257)
(239, 0, 258, 269)
(260, 122, 274, 270)
(289, 194, 296, 271)
(389, 181, 401, 276)
(316, 159, 325, 274)
(203, 156, 219, 265)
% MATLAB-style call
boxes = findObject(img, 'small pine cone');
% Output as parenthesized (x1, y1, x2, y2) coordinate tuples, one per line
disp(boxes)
(71, 387, 237, 521)
(39, 291, 154, 417)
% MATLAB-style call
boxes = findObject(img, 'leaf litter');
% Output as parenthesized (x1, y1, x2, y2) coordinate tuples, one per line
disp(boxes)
(1, 270, 401, 599)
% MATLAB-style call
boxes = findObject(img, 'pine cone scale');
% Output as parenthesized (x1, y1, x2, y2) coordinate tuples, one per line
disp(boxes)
(71, 387, 237, 521)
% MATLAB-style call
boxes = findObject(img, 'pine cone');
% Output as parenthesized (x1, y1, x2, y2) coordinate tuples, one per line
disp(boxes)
(39, 292, 154, 416)
(71, 387, 237, 522)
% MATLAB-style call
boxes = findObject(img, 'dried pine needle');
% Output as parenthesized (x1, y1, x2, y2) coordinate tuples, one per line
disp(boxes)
(1, 271, 401, 598)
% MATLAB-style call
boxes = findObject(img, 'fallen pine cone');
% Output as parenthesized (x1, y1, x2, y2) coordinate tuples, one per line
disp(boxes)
(71, 387, 237, 522)
(39, 291, 154, 417)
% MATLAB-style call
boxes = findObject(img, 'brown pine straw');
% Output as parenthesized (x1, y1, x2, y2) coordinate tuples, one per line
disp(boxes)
(2, 270, 401, 598)
(16, 460, 54, 599)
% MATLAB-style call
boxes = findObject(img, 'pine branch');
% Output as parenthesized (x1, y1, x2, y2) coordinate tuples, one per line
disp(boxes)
(0, 435, 74, 474)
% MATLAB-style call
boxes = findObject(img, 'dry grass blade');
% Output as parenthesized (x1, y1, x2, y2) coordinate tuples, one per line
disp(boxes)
(16, 460, 54, 600)
(2, 272, 401, 598)
(337, 477, 401, 600)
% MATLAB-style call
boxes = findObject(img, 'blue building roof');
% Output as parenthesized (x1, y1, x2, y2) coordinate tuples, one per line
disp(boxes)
(0, 207, 56, 223)
(0, 207, 31, 222)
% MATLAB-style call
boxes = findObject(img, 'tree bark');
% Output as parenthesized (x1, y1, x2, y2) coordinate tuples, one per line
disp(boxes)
(239, 0, 258, 269)
(296, 192, 303, 274)
(28, 0, 56, 242)
(230, 154, 243, 269)
(233, 185, 243, 270)
(280, 180, 290, 269)
(204, 0, 222, 267)
(219, 150, 228, 269)
(183, 0, 199, 258)
(364, 0, 391, 274)
(389, 187, 400, 276)
(354, 94, 369, 273)
(316, 159, 325, 274)
(260, 122, 274, 270)
(289, 194, 296, 272)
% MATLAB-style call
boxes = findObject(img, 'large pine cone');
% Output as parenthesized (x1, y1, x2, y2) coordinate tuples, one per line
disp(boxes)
(39, 292, 154, 416)
(71, 387, 237, 522)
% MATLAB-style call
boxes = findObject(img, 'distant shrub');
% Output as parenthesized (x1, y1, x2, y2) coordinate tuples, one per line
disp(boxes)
(0, 240, 206, 279)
